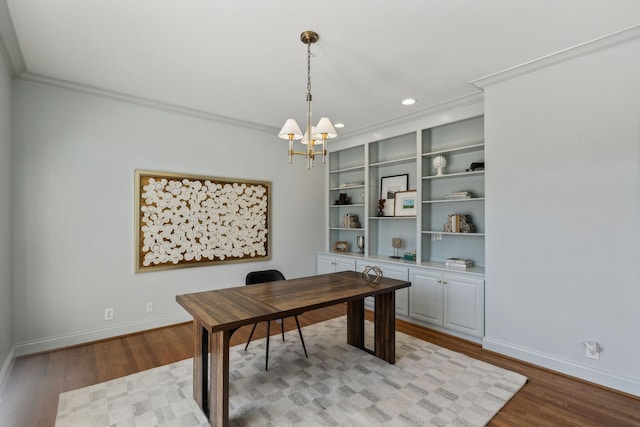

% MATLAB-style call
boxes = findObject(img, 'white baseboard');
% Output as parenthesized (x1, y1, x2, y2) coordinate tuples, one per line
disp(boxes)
(0, 345, 16, 395)
(483, 336, 640, 397)
(14, 313, 191, 357)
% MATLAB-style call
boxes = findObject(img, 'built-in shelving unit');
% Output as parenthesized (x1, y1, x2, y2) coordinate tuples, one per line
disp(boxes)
(367, 132, 417, 258)
(327, 145, 366, 253)
(421, 116, 485, 266)
(323, 109, 485, 341)
(326, 115, 485, 270)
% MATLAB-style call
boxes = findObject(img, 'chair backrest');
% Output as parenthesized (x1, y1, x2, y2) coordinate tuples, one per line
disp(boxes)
(245, 269, 286, 285)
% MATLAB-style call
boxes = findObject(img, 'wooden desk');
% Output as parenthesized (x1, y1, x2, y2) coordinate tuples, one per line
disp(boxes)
(176, 270, 411, 426)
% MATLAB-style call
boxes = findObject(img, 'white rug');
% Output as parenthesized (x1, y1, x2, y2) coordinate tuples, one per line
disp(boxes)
(56, 316, 527, 426)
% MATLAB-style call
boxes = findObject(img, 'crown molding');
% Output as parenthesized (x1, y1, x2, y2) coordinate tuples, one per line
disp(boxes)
(471, 24, 640, 89)
(18, 72, 280, 134)
(0, 0, 26, 76)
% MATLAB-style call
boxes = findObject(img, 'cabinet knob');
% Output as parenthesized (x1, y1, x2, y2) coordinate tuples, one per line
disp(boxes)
(437, 279, 442, 283)
(443, 280, 448, 284)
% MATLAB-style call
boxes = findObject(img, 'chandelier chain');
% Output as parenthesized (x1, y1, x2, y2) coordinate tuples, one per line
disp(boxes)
(306, 43, 313, 100)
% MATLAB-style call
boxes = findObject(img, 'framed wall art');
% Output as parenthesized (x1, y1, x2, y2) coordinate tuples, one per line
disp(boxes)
(380, 174, 408, 216)
(135, 170, 271, 272)
(394, 190, 417, 217)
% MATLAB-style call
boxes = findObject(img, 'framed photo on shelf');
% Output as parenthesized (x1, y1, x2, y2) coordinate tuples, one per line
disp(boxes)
(334, 241, 349, 253)
(380, 174, 408, 216)
(394, 190, 417, 216)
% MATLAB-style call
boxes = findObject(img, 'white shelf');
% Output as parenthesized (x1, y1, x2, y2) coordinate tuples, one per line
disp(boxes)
(422, 231, 486, 237)
(330, 203, 365, 208)
(329, 165, 365, 174)
(422, 197, 485, 204)
(422, 142, 484, 157)
(329, 227, 365, 231)
(369, 156, 417, 168)
(369, 216, 416, 220)
(422, 170, 484, 180)
(329, 184, 365, 191)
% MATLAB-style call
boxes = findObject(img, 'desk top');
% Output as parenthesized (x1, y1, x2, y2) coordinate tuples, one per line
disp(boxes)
(176, 271, 411, 332)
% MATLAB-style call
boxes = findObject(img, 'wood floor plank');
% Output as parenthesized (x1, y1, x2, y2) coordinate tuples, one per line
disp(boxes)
(0, 304, 638, 427)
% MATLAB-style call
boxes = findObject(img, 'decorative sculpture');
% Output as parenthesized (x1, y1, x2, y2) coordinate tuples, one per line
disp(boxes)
(361, 266, 383, 287)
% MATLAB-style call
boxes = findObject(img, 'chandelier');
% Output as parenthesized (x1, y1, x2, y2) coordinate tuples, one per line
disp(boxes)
(278, 31, 337, 169)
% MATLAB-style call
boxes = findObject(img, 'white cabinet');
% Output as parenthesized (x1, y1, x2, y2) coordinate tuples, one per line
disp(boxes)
(317, 252, 484, 341)
(356, 260, 409, 316)
(317, 254, 355, 274)
(409, 267, 484, 339)
(408, 268, 443, 324)
(443, 273, 484, 337)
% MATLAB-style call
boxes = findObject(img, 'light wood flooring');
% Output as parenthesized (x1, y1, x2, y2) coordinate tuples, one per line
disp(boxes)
(0, 304, 638, 426)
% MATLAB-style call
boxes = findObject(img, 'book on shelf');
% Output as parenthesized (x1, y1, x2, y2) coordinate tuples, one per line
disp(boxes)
(446, 257, 473, 264)
(445, 258, 474, 269)
(450, 213, 460, 232)
(445, 191, 474, 199)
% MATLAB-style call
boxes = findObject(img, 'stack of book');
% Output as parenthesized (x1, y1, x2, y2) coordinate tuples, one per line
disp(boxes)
(445, 191, 474, 199)
(445, 258, 474, 270)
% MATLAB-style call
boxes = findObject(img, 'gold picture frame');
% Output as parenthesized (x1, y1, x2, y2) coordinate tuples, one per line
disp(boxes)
(334, 241, 349, 253)
(135, 170, 271, 272)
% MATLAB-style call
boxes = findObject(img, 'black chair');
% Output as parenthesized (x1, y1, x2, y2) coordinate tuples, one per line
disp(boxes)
(244, 269, 308, 370)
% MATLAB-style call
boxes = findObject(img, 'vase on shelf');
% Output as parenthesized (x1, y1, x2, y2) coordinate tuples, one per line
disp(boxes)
(433, 155, 447, 176)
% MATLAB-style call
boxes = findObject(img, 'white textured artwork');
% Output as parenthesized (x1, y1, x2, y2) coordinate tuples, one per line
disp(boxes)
(135, 171, 270, 272)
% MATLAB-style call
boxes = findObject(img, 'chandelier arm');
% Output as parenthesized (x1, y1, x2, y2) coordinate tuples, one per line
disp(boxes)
(288, 135, 294, 163)
(322, 135, 327, 163)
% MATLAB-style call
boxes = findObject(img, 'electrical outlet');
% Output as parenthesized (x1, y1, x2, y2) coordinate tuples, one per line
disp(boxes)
(436, 233, 443, 241)
(585, 341, 600, 360)
(104, 307, 114, 321)
(146, 302, 153, 313)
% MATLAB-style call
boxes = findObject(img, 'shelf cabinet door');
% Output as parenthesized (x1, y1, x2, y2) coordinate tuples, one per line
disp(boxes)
(381, 264, 409, 316)
(335, 257, 356, 272)
(317, 254, 355, 274)
(409, 268, 443, 326)
(443, 274, 484, 338)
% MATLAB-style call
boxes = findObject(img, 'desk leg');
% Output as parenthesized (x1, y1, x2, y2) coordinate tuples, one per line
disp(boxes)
(192, 321, 208, 413)
(374, 291, 396, 364)
(192, 321, 231, 427)
(346, 299, 365, 349)
(209, 329, 231, 427)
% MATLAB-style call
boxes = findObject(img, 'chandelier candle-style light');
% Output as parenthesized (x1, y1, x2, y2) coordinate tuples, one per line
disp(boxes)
(278, 31, 337, 169)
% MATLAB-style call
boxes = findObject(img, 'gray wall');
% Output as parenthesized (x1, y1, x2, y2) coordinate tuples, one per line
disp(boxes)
(0, 40, 13, 382)
(482, 36, 640, 395)
(10, 77, 325, 355)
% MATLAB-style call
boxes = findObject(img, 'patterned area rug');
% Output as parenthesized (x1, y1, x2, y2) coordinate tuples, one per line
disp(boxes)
(56, 316, 527, 426)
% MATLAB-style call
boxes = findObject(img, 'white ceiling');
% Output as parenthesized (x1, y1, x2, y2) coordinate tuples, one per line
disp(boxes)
(5, 0, 640, 135)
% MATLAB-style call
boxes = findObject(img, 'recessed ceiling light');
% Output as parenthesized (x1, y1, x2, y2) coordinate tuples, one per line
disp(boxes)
(334, 123, 345, 128)
(402, 98, 417, 106)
